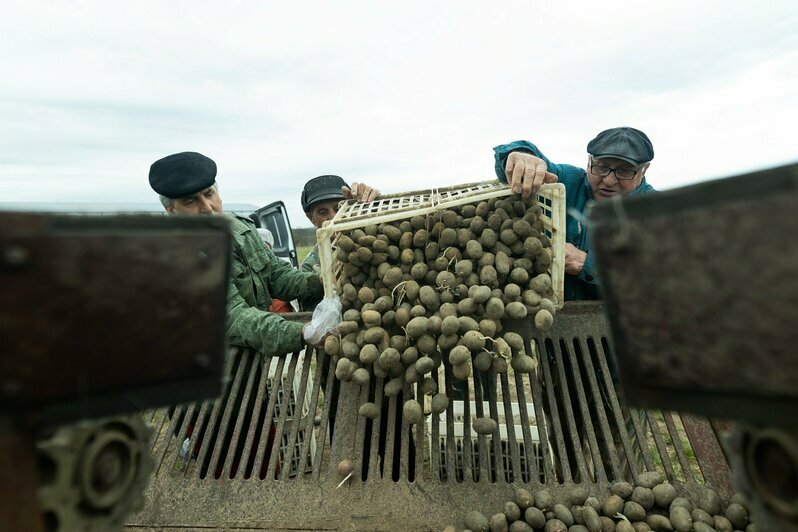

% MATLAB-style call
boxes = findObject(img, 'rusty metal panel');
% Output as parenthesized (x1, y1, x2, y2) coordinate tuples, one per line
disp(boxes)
(0, 213, 231, 426)
(130, 303, 731, 530)
(590, 163, 798, 425)
(681, 414, 733, 496)
(0, 421, 44, 532)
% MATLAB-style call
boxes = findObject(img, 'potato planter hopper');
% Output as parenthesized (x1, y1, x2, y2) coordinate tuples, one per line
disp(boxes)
(130, 304, 732, 530)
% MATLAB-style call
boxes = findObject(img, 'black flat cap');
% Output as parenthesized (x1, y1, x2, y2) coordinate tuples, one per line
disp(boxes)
(587, 127, 654, 165)
(301, 175, 348, 212)
(149, 152, 217, 199)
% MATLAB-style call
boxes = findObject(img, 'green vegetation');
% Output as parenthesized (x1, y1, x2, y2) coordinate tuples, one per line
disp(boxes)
(292, 227, 317, 247)
(647, 411, 702, 482)
(297, 245, 313, 265)
(294, 227, 316, 266)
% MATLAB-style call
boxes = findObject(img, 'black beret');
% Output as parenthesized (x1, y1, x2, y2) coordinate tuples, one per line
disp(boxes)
(301, 175, 348, 212)
(149, 152, 217, 199)
(587, 127, 654, 165)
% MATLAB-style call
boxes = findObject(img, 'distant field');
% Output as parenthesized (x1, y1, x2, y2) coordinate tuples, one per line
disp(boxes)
(297, 245, 313, 265)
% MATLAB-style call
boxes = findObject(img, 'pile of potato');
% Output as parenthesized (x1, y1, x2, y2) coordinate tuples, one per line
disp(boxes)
(446, 472, 755, 532)
(323, 194, 558, 421)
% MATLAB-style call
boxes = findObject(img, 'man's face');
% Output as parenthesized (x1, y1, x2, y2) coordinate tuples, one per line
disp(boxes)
(305, 199, 340, 228)
(167, 185, 223, 215)
(586, 157, 650, 201)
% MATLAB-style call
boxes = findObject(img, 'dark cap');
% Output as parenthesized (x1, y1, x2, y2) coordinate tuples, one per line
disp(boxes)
(587, 127, 654, 166)
(301, 175, 348, 212)
(149, 152, 217, 199)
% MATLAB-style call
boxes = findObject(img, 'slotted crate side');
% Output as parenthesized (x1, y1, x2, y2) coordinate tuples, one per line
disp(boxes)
(267, 356, 317, 477)
(333, 181, 506, 225)
(316, 181, 565, 306)
(537, 188, 564, 308)
(448, 400, 538, 425)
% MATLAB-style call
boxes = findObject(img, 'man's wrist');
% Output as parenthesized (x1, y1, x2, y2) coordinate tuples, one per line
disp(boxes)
(577, 253, 586, 273)
(293, 321, 306, 351)
(577, 252, 595, 283)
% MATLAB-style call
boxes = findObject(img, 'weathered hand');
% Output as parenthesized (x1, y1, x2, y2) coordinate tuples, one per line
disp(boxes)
(564, 243, 587, 276)
(342, 182, 380, 203)
(504, 152, 558, 199)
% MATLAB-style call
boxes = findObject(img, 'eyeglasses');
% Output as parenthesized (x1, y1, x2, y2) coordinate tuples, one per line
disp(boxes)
(589, 162, 639, 181)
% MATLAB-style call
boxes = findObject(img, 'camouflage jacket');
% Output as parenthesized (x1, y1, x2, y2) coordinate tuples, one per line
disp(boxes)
(300, 243, 321, 274)
(226, 214, 323, 356)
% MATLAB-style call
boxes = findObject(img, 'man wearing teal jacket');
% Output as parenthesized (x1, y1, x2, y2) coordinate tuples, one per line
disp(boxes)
(149, 151, 324, 356)
(493, 127, 656, 300)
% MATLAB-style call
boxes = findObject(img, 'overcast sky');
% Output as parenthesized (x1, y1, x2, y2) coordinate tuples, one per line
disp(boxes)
(1, 0, 796, 226)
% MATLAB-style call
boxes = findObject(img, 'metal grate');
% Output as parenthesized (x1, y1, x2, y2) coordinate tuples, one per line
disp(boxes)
(431, 412, 546, 484)
(143, 348, 327, 481)
(130, 303, 732, 531)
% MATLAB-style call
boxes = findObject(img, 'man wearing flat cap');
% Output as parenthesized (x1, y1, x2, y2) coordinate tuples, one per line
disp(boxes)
(300, 175, 380, 274)
(149, 151, 324, 356)
(492, 127, 656, 300)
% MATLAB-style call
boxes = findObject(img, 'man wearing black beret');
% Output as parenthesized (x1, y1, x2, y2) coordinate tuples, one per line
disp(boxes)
(149, 151, 325, 355)
(492, 127, 656, 300)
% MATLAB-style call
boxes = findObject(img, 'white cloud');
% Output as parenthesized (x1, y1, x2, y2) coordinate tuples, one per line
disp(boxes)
(1, 0, 796, 226)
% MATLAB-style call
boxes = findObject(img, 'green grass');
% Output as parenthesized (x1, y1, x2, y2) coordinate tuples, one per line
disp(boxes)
(297, 245, 313, 265)
(646, 411, 703, 482)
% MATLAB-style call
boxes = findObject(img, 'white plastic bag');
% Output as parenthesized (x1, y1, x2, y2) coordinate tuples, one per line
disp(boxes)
(303, 296, 342, 346)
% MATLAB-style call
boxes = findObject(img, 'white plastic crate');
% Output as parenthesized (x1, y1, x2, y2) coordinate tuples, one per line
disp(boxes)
(266, 352, 317, 477)
(427, 400, 546, 483)
(316, 180, 565, 307)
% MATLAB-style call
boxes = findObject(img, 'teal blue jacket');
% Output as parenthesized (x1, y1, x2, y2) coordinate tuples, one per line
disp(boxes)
(493, 140, 655, 300)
